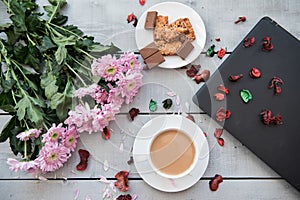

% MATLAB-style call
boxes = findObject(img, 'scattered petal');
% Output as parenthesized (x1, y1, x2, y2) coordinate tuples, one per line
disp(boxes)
(102, 188, 112, 199)
(229, 74, 243, 82)
(209, 174, 223, 191)
(218, 84, 230, 94)
(262, 36, 274, 51)
(102, 127, 111, 140)
(167, 91, 176, 97)
(76, 149, 90, 171)
(194, 70, 210, 83)
(206, 44, 215, 57)
(109, 181, 117, 193)
(132, 194, 138, 200)
(116, 194, 132, 200)
(127, 13, 138, 27)
(99, 175, 110, 184)
(114, 171, 129, 192)
(38, 175, 48, 181)
(149, 99, 157, 112)
(186, 65, 200, 77)
(162, 98, 173, 109)
(74, 189, 80, 200)
(128, 108, 140, 121)
(186, 114, 195, 122)
(103, 160, 109, 172)
(139, 0, 145, 6)
(214, 128, 223, 138)
(217, 48, 226, 59)
(203, 132, 207, 137)
(243, 37, 255, 47)
(127, 156, 134, 165)
(119, 142, 124, 153)
(215, 37, 221, 42)
(169, 178, 177, 187)
(240, 89, 253, 103)
(185, 102, 190, 111)
(234, 16, 246, 24)
(176, 95, 180, 106)
(214, 93, 225, 101)
(217, 138, 225, 146)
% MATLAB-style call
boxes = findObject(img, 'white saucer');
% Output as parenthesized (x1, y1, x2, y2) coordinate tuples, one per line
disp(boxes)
(135, 2, 206, 69)
(132, 115, 209, 192)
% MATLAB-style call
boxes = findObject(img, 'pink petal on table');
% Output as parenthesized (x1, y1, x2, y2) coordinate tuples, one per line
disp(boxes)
(99, 175, 110, 184)
(119, 142, 124, 153)
(176, 95, 180, 105)
(38, 175, 48, 181)
(167, 91, 176, 97)
(74, 189, 80, 200)
(132, 194, 138, 200)
(102, 188, 112, 199)
(103, 160, 109, 172)
(85, 195, 91, 200)
(178, 107, 181, 115)
(169, 178, 177, 187)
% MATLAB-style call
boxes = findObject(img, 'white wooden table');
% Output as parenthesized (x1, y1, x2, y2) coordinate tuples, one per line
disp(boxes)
(1, 0, 300, 199)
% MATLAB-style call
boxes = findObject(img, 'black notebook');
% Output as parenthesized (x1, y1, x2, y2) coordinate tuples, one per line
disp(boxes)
(193, 17, 300, 191)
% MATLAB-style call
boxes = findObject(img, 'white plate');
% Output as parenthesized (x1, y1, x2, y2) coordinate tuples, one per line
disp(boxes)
(133, 115, 209, 192)
(135, 2, 206, 69)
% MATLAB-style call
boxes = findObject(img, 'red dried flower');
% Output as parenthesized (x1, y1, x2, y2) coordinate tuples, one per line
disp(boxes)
(116, 194, 132, 200)
(249, 67, 261, 78)
(76, 149, 90, 171)
(214, 93, 225, 101)
(203, 132, 207, 137)
(243, 37, 255, 48)
(215, 37, 221, 42)
(229, 74, 243, 82)
(127, 13, 138, 27)
(209, 174, 223, 191)
(217, 48, 226, 59)
(102, 127, 111, 140)
(218, 84, 230, 94)
(260, 109, 282, 125)
(262, 36, 274, 51)
(269, 76, 284, 95)
(216, 107, 231, 122)
(217, 138, 225, 146)
(128, 108, 140, 121)
(194, 70, 210, 83)
(186, 114, 195, 122)
(186, 65, 200, 77)
(115, 171, 130, 192)
(234, 16, 246, 24)
(139, 0, 145, 6)
(214, 128, 223, 138)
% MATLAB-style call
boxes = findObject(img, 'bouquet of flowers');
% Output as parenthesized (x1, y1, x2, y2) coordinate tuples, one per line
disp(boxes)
(0, 0, 143, 174)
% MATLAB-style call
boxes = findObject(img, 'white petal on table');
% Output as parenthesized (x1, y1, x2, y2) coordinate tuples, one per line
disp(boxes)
(103, 160, 109, 172)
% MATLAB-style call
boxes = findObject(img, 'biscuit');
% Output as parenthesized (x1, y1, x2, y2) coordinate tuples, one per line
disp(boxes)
(155, 15, 168, 28)
(169, 18, 196, 40)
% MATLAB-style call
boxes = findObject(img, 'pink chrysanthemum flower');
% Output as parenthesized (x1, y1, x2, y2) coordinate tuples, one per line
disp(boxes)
(117, 72, 143, 104)
(74, 83, 99, 98)
(91, 55, 122, 82)
(65, 103, 105, 133)
(62, 125, 79, 152)
(16, 129, 41, 141)
(42, 123, 65, 144)
(37, 143, 70, 173)
(93, 86, 109, 104)
(119, 52, 142, 73)
(7, 158, 38, 172)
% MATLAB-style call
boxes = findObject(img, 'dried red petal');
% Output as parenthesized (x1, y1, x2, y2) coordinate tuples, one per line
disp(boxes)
(116, 194, 132, 200)
(243, 37, 255, 47)
(214, 128, 223, 138)
(262, 36, 274, 51)
(218, 84, 230, 94)
(217, 138, 225, 146)
(249, 67, 261, 78)
(102, 127, 111, 140)
(115, 171, 130, 192)
(217, 48, 226, 59)
(128, 107, 140, 121)
(209, 174, 223, 191)
(216, 107, 231, 122)
(214, 93, 225, 101)
(139, 0, 145, 5)
(186, 114, 195, 122)
(127, 13, 138, 27)
(260, 109, 282, 125)
(186, 65, 200, 77)
(76, 149, 90, 171)
(234, 16, 246, 24)
(229, 74, 243, 82)
(215, 37, 221, 42)
(269, 76, 284, 95)
(194, 70, 210, 83)
(203, 132, 207, 137)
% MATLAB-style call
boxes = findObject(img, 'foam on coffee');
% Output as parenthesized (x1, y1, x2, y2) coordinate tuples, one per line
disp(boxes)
(150, 129, 196, 175)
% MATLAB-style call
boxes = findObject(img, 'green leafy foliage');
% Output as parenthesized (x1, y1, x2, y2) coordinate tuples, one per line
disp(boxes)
(0, 0, 120, 158)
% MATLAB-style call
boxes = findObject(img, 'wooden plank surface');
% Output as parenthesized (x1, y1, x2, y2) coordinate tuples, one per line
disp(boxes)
(0, 180, 299, 200)
(1, 0, 300, 199)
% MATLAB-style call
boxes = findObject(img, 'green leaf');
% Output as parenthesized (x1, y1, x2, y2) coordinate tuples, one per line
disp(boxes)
(39, 36, 56, 52)
(0, 23, 11, 31)
(41, 72, 56, 89)
(51, 15, 68, 26)
(9, 126, 25, 156)
(45, 81, 58, 99)
(63, 25, 83, 37)
(15, 97, 29, 121)
(0, 92, 15, 113)
(1, 79, 16, 92)
(52, 35, 76, 46)
(55, 45, 67, 65)
(0, 116, 16, 142)
(27, 103, 44, 124)
(50, 92, 64, 109)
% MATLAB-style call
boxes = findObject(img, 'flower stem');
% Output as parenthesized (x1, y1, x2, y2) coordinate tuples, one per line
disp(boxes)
(49, 22, 83, 39)
(24, 141, 28, 159)
(76, 48, 96, 60)
(26, 33, 36, 46)
(42, 122, 49, 131)
(65, 63, 87, 86)
(70, 56, 91, 71)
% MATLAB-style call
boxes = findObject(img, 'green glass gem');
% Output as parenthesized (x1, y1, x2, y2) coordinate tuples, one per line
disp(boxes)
(240, 89, 252, 103)
(149, 99, 157, 112)
(162, 98, 173, 110)
(206, 44, 215, 57)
